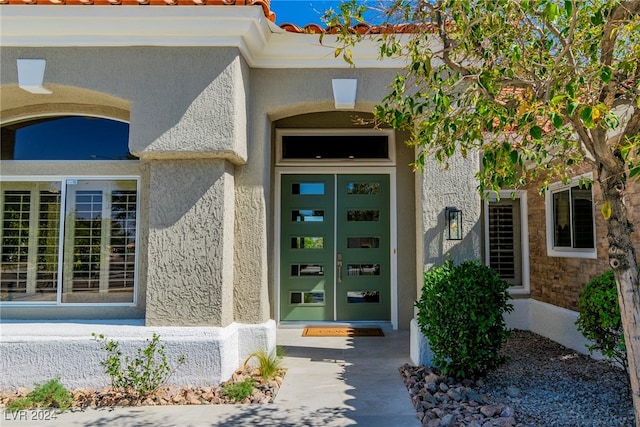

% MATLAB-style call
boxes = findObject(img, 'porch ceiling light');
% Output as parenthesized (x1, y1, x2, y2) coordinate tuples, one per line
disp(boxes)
(332, 78, 357, 110)
(445, 207, 462, 240)
(17, 59, 52, 94)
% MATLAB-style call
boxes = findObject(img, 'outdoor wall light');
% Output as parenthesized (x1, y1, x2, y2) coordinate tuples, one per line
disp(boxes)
(17, 59, 52, 94)
(332, 78, 357, 110)
(445, 207, 462, 240)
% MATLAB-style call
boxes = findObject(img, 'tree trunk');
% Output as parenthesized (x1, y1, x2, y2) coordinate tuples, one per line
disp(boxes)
(597, 163, 640, 425)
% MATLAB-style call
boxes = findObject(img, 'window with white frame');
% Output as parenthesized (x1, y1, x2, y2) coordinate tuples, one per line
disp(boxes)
(545, 175, 596, 258)
(0, 179, 138, 304)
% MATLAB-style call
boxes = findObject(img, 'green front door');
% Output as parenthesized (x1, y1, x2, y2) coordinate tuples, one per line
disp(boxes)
(280, 174, 390, 322)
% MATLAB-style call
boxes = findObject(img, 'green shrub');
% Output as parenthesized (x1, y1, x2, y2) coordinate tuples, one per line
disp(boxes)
(6, 378, 73, 413)
(576, 269, 627, 372)
(221, 378, 256, 402)
(92, 333, 185, 398)
(416, 259, 513, 379)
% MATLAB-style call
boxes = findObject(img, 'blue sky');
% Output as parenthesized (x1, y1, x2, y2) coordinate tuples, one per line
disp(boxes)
(270, 1, 346, 25)
(270, 0, 382, 26)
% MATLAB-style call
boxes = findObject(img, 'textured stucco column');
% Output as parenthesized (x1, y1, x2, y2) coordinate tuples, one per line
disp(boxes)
(146, 159, 235, 327)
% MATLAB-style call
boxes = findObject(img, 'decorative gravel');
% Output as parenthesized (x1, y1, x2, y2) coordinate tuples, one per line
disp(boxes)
(401, 330, 634, 426)
(1, 368, 285, 409)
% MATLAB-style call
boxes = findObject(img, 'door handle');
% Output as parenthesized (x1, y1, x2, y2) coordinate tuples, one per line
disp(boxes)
(337, 253, 343, 284)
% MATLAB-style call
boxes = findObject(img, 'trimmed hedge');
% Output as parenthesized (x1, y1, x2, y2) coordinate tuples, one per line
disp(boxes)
(576, 269, 627, 371)
(416, 259, 513, 379)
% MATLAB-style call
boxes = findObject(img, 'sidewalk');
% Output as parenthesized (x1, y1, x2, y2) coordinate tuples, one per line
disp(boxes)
(2, 328, 420, 426)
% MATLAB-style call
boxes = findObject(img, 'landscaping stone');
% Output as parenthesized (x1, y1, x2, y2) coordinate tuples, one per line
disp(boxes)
(400, 330, 633, 427)
(0, 367, 285, 409)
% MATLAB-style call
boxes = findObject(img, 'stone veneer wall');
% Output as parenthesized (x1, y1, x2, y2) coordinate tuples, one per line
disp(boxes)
(527, 164, 640, 311)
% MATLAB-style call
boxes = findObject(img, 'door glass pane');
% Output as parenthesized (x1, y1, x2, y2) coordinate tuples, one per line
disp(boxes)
(347, 237, 380, 249)
(292, 210, 324, 222)
(347, 291, 380, 303)
(291, 237, 324, 249)
(347, 210, 379, 221)
(346, 183, 380, 195)
(347, 264, 380, 276)
(292, 183, 324, 195)
(290, 291, 325, 305)
(291, 264, 324, 276)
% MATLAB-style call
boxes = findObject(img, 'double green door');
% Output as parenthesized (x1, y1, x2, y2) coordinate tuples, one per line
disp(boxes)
(280, 174, 390, 321)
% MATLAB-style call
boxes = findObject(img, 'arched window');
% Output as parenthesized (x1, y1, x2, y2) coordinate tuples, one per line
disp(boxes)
(1, 116, 134, 161)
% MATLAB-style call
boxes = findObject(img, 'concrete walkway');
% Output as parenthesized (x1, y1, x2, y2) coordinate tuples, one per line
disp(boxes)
(2, 328, 420, 427)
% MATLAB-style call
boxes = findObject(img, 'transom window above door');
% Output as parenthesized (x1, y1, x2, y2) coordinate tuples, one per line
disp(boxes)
(276, 129, 395, 166)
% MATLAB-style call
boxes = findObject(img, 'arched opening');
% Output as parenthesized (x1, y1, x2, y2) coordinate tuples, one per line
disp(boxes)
(1, 116, 134, 161)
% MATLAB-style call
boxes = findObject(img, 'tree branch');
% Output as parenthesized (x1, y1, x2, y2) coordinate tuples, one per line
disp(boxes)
(600, 1, 640, 105)
(434, 7, 471, 77)
(621, 105, 640, 140)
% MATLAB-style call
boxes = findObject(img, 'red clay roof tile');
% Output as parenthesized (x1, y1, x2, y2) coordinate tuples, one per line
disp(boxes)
(277, 22, 432, 34)
(0, 0, 276, 21)
(0, 0, 428, 33)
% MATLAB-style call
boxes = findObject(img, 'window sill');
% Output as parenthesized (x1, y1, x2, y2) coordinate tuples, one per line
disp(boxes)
(546, 248, 597, 259)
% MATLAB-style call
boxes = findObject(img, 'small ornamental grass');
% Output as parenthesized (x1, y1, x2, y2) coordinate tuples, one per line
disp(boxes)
(6, 378, 73, 413)
(416, 259, 513, 379)
(244, 348, 284, 381)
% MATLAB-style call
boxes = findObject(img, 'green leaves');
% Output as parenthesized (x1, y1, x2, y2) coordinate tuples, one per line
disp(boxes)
(580, 106, 596, 128)
(544, 1, 561, 21)
(94, 333, 185, 398)
(576, 269, 628, 371)
(551, 113, 564, 129)
(530, 125, 543, 139)
(600, 66, 612, 84)
(416, 260, 513, 379)
(567, 101, 579, 116)
(564, 0, 573, 17)
(323, 0, 639, 202)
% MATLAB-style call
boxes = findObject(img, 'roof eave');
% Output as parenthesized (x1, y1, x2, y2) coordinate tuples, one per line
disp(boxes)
(0, 5, 408, 68)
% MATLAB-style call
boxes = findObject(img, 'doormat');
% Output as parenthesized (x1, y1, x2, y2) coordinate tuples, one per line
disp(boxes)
(302, 327, 384, 337)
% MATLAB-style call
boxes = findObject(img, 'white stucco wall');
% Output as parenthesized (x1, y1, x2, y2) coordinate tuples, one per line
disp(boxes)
(0, 320, 276, 389)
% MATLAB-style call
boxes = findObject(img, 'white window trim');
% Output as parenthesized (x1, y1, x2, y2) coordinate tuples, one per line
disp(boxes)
(483, 190, 530, 295)
(0, 175, 140, 307)
(545, 173, 597, 259)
